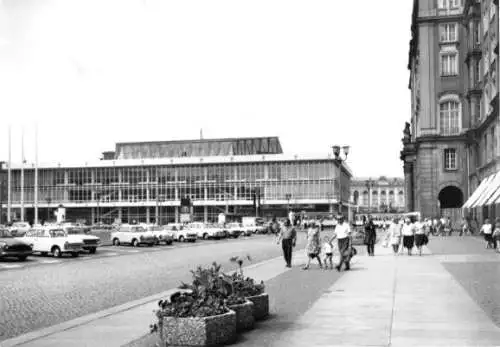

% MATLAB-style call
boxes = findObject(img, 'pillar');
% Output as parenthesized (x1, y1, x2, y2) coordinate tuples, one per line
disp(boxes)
(63, 170, 69, 202)
(204, 205, 208, 223)
(377, 188, 381, 212)
(118, 170, 122, 202)
(91, 207, 95, 224)
(146, 207, 150, 224)
(175, 206, 179, 223)
(155, 202, 159, 225)
(404, 162, 414, 212)
(118, 208, 123, 223)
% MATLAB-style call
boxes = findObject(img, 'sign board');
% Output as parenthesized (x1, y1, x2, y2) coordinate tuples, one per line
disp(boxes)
(54, 207, 66, 223)
(218, 213, 226, 224)
(180, 213, 191, 223)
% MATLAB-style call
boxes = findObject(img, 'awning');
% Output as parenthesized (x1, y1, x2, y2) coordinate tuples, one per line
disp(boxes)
(462, 173, 495, 209)
(473, 172, 500, 208)
(484, 172, 500, 205)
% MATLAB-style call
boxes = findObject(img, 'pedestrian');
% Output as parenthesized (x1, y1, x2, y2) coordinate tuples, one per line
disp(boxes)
(276, 219, 297, 268)
(402, 218, 415, 255)
(414, 217, 426, 256)
(322, 235, 334, 270)
(480, 219, 494, 249)
(493, 218, 500, 252)
(303, 223, 322, 270)
(330, 215, 354, 271)
(431, 217, 438, 236)
(364, 218, 377, 256)
(387, 218, 402, 255)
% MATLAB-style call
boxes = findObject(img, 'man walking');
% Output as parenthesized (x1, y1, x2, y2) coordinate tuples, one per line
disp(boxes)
(330, 215, 353, 271)
(277, 219, 297, 268)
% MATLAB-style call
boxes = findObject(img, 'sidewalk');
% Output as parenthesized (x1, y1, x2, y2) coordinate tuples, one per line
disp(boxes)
(273, 244, 500, 347)
(2, 243, 500, 347)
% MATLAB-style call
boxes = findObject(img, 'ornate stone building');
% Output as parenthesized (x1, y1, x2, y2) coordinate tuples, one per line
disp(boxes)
(401, 0, 499, 224)
(350, 177, 405, 214)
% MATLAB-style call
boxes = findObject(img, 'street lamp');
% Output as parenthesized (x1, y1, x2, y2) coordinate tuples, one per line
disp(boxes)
(332, 145, 350, 215)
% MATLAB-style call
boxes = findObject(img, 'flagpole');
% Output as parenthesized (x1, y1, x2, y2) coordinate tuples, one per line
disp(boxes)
(21, 126, 24, 222)
(7, 125, 11, 223)
(34, 123, 39, 225)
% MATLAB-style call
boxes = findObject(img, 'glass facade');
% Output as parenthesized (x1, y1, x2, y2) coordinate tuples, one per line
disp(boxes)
(6, 158, 350, 223)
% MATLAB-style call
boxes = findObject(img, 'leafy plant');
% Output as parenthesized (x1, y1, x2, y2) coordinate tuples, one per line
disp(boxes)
(229, 254, 252, 277)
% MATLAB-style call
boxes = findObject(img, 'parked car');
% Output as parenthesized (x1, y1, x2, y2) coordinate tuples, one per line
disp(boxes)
(9, 222, 31, 237)
(111, 225, 156, 247)
(0, 228, 33, 261)
(189, 222, 225, 240)
(167, 224, 197, 242)
(62, 225, 101, 254)
(223, 223, 242, 238)
(22, 227, 84, 257)
(145, 225, 174, 245)
(240, 224, 257, 236)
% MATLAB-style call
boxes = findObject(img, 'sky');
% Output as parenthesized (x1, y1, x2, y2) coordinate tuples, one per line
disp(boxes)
(0, 0, 413, 178)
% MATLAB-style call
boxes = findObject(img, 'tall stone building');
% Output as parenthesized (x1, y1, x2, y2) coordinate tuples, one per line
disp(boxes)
(402, 0, 499, 224)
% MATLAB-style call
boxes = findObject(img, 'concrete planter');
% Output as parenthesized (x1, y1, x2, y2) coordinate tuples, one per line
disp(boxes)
(228, 300, 254, 332)
(159, 309, 236, 346)
(246, 293, 269, 321)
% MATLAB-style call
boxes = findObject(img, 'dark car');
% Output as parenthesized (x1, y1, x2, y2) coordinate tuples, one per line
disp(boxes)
(0, 228, 33, 261)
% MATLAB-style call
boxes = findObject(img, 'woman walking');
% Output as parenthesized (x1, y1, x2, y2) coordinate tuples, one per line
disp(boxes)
(480, 219, 493, 249)
(493, 218, 500, 252)
(414, 218, 426, 256)
(277, 219, 297, 268)
(402, 218, 415, 256)
(364, 218, 377, 256)
(303, 223, 322, 270)
(387, 218, 402, 255)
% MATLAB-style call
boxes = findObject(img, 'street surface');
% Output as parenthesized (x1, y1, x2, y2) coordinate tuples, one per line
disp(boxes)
(0, 233, 309, 341)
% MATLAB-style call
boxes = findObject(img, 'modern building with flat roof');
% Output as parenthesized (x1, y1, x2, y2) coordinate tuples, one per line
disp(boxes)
(1, 136, 353, 225)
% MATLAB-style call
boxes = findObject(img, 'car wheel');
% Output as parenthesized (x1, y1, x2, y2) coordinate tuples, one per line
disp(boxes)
(132, 239, 139, 247)
(17, 255, 28, 261)
(203, 233, 208, 240)
(52, 246, 62, 258)
(71, 252, 79, 257)
(89, 248, 97, 254)
(167, 240, 173, 245)
(179, 236, 185, 242)
(41, 252, 48, 256)
(113, 238, 120, 246)
(155, 239, 160, 246)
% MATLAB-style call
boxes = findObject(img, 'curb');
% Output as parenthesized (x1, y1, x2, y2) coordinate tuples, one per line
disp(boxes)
(0, 252, 299, 347)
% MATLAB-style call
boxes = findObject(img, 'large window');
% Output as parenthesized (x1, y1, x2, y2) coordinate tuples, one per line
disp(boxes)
(440, 23, 457, 42)
(439, 100, 460, 135)
(440, 53, 458, 76)
(438, 0, 461, 9)
(444, 148, 457, 170)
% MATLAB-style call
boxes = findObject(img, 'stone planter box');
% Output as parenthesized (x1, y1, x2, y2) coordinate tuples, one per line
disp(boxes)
(228, 300, 254, 332)
(246, 293, 269, 321)
(159, 309, 236, 346)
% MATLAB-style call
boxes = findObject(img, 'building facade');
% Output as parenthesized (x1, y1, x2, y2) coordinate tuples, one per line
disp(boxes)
(2, 137, 353, 225)
(402, 0, 499, 224)
(350, 177, 406, 214)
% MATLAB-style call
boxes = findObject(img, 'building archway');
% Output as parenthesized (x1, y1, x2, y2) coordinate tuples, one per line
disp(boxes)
(438, 186, 464, 209)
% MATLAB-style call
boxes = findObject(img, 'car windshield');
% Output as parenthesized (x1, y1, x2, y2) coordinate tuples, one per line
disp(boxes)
(0, 229, 14, 238)
(49, 229, 66, 237)
(65, 227, 82, 234)
(131, 226, 145, 232)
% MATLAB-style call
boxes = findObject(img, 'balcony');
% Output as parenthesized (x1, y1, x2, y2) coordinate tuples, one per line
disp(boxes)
(467, 81, 482, 96)
(440, 128, 462, 136)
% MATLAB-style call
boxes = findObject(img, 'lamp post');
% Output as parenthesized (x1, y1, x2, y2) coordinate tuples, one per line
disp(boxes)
(45, 197, 52, 222)
(332, 145, 350, 216)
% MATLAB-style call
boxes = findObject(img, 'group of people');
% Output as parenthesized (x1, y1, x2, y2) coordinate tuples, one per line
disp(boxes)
(479, 218, 500, 252)
(385, 217, 430, 256)
(276, 215, 356, 272)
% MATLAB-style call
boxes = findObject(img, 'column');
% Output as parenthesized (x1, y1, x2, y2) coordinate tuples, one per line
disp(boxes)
(204, 205, 208, 223)
(91, 207, 95, 225)
(146, 169, 150, 202)
(146, 207, 150, 224)
(118, 208, 123, 223)
(377, 187, 381, 212)
(118, 170, 122, 202)
(175, 206, 179, 223)
(404, 162, 414, 212)
(63, 170, 69, 202)
(368, 185, 372, 212)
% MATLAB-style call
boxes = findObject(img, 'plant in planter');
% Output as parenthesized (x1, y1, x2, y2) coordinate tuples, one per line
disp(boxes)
(151, 262, 237, 346)
(229, 255, 269, 321)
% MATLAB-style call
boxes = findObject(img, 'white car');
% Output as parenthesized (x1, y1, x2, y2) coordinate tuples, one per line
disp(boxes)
(168, 224, 197, 242)
(111, 225, 156, 247)
(9, 222, 31, 237)
(21, 228, 84, 258)
(241, 224, 258, 236)
(189, 222, 225, 240)
(145, 225, 174, 245)
(62, 225, 101, 254)
(224, 223, 243, 238)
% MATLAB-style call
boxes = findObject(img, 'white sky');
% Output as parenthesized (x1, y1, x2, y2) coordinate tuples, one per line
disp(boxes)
(0, 0, 413, 178)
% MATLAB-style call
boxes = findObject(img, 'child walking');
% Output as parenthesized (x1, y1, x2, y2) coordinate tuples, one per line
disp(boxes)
(322, 236, 334, 270)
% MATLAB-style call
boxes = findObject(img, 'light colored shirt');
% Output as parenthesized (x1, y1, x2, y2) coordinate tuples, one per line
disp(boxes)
(402, 223, 415, 236)
(414, 222, 425, 235)
(323, 242, 333, 254)
(334, 222, 351, 239)
(481, 224, 492, 235)
(279, 227, 297, 240)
